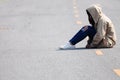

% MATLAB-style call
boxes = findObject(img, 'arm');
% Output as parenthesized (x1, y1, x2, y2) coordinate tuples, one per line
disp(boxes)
(90, 19, 107, 47)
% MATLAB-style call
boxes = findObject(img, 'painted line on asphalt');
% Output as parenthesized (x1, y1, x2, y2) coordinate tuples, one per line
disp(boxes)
(73, 1, 77, 6)
(73, 6, 77, 9)
(76, 20, 82, 25)
(72, 0, 82, 25)
(74, 9, 79, 14)
(0, 26, 13, 31)
(0, 27, 9, 30)
(113, 69, 120, 77)
(74, 14, 79, 18)
(95, 50, 103, 56)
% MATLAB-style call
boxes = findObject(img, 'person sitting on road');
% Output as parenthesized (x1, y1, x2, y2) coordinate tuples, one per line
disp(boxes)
(60, 4, 117, 49)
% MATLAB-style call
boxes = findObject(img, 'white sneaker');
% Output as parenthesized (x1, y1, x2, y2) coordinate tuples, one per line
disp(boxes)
(59, 42, 76, 50)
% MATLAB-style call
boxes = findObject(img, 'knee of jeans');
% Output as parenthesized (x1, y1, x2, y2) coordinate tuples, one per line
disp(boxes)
(81, 25, 90, 31)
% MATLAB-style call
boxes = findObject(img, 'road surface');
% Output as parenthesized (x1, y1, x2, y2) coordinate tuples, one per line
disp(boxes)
(0, 0, 120, 80)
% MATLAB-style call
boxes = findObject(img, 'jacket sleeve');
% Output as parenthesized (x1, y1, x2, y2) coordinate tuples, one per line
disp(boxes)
(90, 19, 107, 47)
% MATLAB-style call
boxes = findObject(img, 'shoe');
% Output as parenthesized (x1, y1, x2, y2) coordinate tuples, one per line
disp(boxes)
(59, 42, 76, 50)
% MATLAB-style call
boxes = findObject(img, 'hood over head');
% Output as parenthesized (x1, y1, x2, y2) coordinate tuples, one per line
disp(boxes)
(86, 5, 102, 24)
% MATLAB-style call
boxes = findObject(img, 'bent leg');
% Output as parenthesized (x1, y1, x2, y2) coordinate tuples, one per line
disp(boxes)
(69, 26, 96, 45)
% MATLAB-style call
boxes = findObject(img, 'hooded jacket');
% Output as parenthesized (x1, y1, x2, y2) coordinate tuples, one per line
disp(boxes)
(86, 5, 117, 48)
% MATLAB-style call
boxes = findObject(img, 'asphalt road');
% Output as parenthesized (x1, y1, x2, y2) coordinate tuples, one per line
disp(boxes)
(0, 0, 120, 80)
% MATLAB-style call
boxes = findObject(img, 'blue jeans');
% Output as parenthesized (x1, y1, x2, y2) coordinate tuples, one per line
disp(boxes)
(69, 26, 96, 45)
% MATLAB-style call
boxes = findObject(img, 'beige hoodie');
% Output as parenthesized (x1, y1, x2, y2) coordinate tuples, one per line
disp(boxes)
(86, 5, 117, 48)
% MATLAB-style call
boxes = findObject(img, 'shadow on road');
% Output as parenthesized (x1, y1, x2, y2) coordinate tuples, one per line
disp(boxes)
(56, 47, 112, 51)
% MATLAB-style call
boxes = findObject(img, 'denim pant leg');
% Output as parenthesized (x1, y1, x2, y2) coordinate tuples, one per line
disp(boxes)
(69, 26, 96, 45)
(87, 26, 96, 45)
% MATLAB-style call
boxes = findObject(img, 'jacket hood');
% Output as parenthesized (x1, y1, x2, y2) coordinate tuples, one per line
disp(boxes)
(86, 5, 102, 24)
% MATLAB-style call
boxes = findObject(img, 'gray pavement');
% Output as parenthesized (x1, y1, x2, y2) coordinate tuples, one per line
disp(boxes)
(0, 0, 120, 80)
